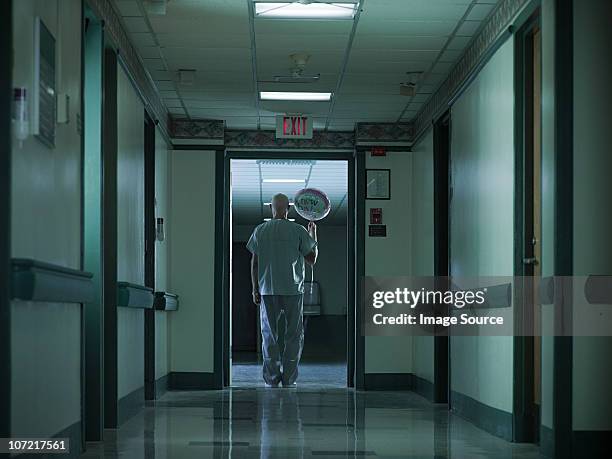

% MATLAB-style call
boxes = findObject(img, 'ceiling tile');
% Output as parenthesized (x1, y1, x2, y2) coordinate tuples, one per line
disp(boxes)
(467, 3, 496, 20)
(456, 20, 482, 36)
(123, 16, 149, 33)
(114, 1, 141, 17)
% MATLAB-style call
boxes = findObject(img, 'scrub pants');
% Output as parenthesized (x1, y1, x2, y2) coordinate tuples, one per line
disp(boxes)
(260, 294, 304, 386)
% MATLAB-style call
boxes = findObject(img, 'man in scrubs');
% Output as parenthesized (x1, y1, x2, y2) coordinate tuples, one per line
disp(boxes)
(247, 193, 318, 387)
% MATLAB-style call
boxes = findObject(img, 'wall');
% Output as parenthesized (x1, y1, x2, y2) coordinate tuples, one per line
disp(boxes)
(449, 39, 514, 413)
(364, 151, 413, 374)
(154, 127, 170, 380)
(572, 0, 612, 432)
(10, 0, 83, 438)
(169, 150, 216, 374)
(410, 129, 435, 385)
(233, 224, 348, 315)
(116, 65, 145, 399)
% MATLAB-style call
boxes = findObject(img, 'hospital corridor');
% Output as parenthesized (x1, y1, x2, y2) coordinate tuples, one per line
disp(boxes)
(2, 0, 612, 458)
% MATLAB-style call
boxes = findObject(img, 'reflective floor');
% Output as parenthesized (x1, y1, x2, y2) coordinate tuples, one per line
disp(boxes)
(232, 359, 347, 388)
(81, 386, 543, 458)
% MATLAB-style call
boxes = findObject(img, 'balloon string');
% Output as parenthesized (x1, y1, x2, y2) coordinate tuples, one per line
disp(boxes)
(311, 264, 314, 295)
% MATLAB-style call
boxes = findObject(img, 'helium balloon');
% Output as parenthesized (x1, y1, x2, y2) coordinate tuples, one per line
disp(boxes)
(294, 188, 331, 221)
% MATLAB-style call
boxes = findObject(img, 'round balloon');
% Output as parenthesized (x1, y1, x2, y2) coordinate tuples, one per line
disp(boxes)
(293, 188, 331, 221)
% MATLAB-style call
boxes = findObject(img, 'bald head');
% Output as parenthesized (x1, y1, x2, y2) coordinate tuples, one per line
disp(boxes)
(271, 193, 289, 219)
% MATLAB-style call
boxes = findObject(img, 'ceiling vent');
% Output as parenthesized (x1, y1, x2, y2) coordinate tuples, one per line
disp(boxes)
(400, 71, 424, 97)
(177, 69, 196, 86)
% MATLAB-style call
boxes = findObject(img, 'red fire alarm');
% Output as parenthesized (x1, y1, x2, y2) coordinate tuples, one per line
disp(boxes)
(371, 147, 386, 157)
(370, 208, 383, 224)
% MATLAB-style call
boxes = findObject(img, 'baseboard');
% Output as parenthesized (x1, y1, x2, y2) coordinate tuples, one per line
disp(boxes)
(540, 425, 553, 458)
(168, 372, 217, 390)
(572, 430, 612, 458)
(155, 374, 169, 399)
(117, 386, 145, 426)
(450, 390, 512, 441)
(363, 373, 413, 391)
(412, 375, 435, 402)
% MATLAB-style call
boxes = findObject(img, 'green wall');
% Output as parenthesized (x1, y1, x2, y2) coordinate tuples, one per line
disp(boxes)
(365, 151, 413, 374)
(410, 129, 435, 384)
(449, 38, 515, 413)
(116, 65, 145, 399)
(572, 0, 612, 431)
(10, 0, 83, 437)
(168, 150, 217, 374)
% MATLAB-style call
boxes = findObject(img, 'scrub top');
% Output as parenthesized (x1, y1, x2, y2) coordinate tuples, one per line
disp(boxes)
(246, 219, 317, 295)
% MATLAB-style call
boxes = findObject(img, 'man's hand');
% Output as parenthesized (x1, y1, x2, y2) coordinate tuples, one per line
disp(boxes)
(252, 290, 261, 305)
(308, 221, 317, 237)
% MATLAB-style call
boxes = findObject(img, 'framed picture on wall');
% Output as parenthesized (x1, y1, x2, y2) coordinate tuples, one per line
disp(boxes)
(366, 169, 391, 199)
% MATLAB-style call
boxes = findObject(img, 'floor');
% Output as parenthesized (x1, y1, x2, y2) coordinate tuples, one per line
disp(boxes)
(81, 383, 543, 458)
(232, 354, 347, 388)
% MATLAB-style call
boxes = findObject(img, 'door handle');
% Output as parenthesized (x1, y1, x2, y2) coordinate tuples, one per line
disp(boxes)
(523, 257, 539, 265)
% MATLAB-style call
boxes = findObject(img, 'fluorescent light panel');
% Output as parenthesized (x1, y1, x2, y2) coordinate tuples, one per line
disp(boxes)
(254, 2, 357, 19)
(260, 91, 332, 101)
(264, 218, 296, 221)
(264, 202, 294, 205)
(262, 179, 305, 183)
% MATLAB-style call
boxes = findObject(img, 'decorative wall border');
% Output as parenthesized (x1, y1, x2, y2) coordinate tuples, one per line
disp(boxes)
(87, 0, 169, 139)
(412, 0, 531, 140)
(225, 129, 355, 150)
(355, 122, 414, 145)
(171, 118, 225, 141)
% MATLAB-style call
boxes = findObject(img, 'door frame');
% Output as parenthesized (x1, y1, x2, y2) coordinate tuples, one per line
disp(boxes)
(513, 11, 542, 443)
(433, 112, 451, 404)
(219, 149, 360, 388)
(0, 0, 12, 440)
(143, 114, 156, 400)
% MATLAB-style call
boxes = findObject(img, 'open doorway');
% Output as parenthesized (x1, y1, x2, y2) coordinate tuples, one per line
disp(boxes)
(227, 156, 351, 388)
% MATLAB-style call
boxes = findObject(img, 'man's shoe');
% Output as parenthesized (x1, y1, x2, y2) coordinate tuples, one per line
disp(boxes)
(264, 382, 280, 388)
(282, 382, 297, 388)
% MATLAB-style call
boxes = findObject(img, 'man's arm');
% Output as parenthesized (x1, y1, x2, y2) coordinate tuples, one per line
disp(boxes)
(304, 221, 318, 266)
(250, 254, 261, 305)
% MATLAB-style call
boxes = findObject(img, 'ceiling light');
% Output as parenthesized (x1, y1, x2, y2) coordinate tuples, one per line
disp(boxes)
(262, 179, 305, 183)
(260, 91, 332, 101)
(264, 202, 294, 205)
(264, 218, 296, 221)
(254, 1, 358, 19)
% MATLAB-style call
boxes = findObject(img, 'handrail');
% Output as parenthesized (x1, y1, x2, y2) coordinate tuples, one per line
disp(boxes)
(584, 275, 612, 304)
(11, 258, 94, 304)
(153, 291, 179, 311)
(448, 282, 513, 309)
(117, 281, 154, 309)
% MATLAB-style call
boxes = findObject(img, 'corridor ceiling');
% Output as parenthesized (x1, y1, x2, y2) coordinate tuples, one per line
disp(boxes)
(113, 0, 498, 131)
(231, 159, 348, 226)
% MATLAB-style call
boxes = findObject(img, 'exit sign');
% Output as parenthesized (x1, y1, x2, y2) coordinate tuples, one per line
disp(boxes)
(276, 115, 313, 139)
